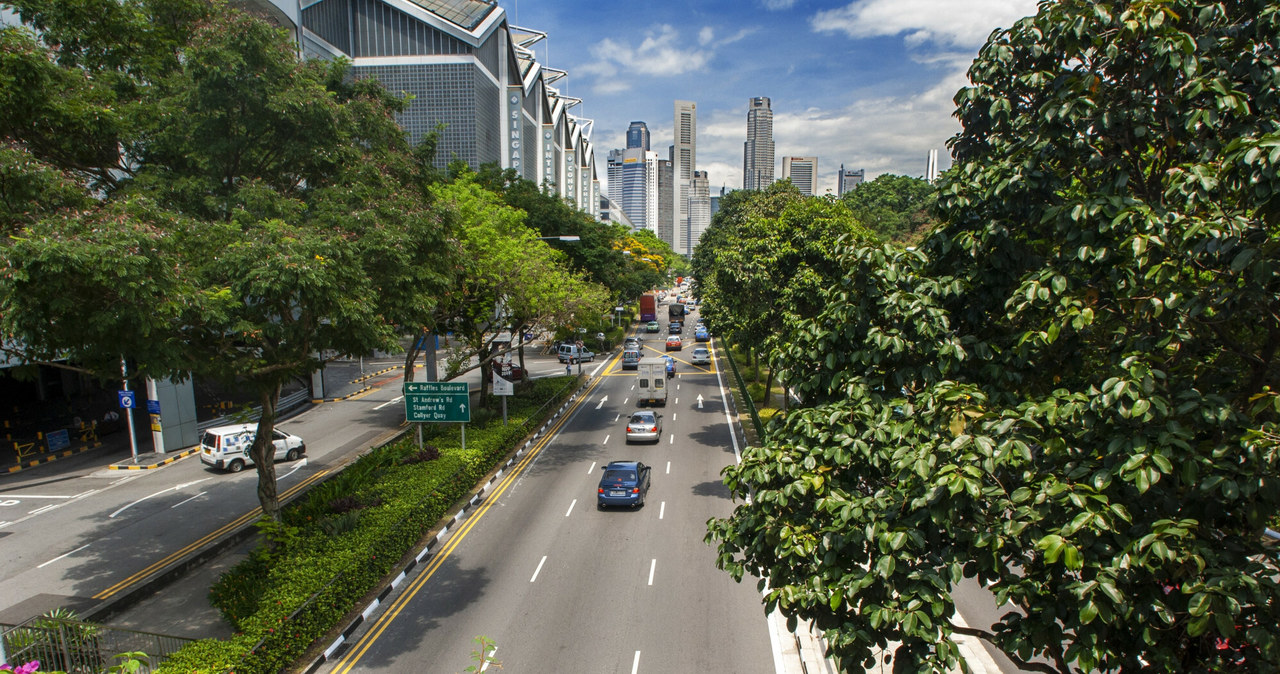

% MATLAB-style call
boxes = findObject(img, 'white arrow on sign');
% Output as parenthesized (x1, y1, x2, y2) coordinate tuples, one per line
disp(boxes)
(696, 394, 704, 409)
(595, 395, 609, 410)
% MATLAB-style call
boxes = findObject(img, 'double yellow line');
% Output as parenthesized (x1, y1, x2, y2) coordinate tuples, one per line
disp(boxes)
(93, 468, 331, 600)
(332, 366, 612, 673)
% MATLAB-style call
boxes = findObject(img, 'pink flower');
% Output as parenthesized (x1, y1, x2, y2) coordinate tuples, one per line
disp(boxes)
(1, 661, 42, 674)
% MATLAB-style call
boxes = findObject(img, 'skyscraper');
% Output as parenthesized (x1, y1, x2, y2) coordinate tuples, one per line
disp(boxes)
(837, 165, 866, 196)
(782, 156, 818, 195)
(657, 158, 674, 246)
(926, 149, 939, 182)
(743, 97, 774, 190)
(626, 121, 650, 151)
(687, 170, 711, 255)
(672, 101, 697, 254)
(607, 146, 659, 230)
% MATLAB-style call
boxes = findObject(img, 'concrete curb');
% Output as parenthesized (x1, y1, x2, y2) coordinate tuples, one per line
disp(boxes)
(107, 447, 200, 470)
(4, 441, 103, 474)
(302, 376, 591, 673)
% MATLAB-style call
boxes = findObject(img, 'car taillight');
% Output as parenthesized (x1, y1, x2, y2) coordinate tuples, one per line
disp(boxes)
(631, 488, 640, 493)
(598, 488, 605, 494)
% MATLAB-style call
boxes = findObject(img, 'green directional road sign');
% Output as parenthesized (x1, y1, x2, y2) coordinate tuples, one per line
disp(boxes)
(403, 381, 471, 423)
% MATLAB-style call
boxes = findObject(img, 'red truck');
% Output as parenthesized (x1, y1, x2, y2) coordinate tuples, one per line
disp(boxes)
(639, 292, 657, 322)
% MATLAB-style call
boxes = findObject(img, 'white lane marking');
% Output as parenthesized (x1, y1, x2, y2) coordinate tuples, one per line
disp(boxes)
(38, 543, 90, 569)
(666, 461, 671, 474)
(0, 521, 11, 529)
(587, 461, 597, 474)
(109, 478, 212, 519)
(603, 434, 610, 445)
(170, 491, 207, 509)
(623, 397, 629, 405)
(614, 414, 620, 422)
(632, 651, 641, 674)
(0, 494, 75, 500)
(659, 502, 665, 520)
(595, 395, 608, 410)
(669, 434, 674, 445)
(480, 647, 498, 672)
(697, 394, 704, 409)
(374, 396, 403, 410)
(29, 504, 58, 515)
(672, 413, 678, 421)
(677, 384, 681, 390)
(648, 559, 656, 586)
(711, 346, 742, 463)
(674, 398, 679, 405)
(589, 360, 606, 377)
(630, 384, 636, 391)
(530, 555, 548, 583)
(565, 499, 577, 517)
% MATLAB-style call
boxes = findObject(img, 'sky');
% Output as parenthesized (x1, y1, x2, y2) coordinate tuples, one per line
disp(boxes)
(504, 0, 1040, 196)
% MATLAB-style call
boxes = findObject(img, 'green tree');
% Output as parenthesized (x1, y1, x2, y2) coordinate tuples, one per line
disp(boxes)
(709, 1, 1280, 672)
(839, 173, 938, 245)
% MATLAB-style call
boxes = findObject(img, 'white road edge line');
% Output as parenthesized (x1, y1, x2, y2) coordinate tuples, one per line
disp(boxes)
(565, 499, 577, 517)
(170, 491, 207, 509)
(632, 650, 641, 674)
(530, 555, 547, 583)
(28, 504, 58, 515)
(373, 396, 403, 410)
(648, 559, 656, 586)
(0, 494, 74, 500)
(38, 543, 90, 569)
(710, 346, 742, 463)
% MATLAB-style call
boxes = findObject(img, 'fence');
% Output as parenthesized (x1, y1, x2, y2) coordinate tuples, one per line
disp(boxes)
(1, 617, 192, 673)
(721, 338, 765, 439)
(195, 388, 312, 434)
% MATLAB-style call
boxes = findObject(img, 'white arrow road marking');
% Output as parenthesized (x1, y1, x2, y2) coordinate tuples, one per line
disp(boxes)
(596, 395, 608, 410)
(110, 478, 212, 519)
(374, 396, 403, 410)
(697, 394, 704, 409)
(279, 459, 308, 481)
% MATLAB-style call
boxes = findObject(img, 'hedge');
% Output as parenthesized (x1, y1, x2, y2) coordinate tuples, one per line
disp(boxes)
(156, 375, 579, 673)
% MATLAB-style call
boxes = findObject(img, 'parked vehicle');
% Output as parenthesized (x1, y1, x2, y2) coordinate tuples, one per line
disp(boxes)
(639, 292, 657, 322)
(625, 410, 663, 443)
(200, 423, 305, 473)
(597, 460, 651, 509)
(622, 348, 642, 370)
(637, 357, 669, 405)
(557, 343, 595, 363)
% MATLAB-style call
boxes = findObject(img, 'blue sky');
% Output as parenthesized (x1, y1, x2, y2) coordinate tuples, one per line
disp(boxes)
(505, 0, 1039, 195)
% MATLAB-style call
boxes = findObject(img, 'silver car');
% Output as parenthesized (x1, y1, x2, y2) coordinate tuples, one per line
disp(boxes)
(625, 410, 663, 444)
(690, 346, 711, 365)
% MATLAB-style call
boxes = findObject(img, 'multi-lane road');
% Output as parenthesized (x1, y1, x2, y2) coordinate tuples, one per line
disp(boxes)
(319, 322, 778, 673)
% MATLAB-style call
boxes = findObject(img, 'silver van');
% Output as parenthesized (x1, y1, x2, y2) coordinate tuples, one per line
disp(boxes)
(621, 348, 642, 370)
(557, 343, 595, 363)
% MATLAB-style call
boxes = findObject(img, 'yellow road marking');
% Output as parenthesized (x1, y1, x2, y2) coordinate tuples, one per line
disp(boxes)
(332, 371, 612, 672)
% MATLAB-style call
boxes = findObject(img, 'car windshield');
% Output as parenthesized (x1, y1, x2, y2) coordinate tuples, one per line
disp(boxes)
(629, 413, 655, 424)
(603, 470, 636, 482)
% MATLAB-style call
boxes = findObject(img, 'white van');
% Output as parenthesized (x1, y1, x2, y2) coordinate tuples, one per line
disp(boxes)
(637, 358, 668, 406)
(557, 343, 595, 363)
(200, 423, 306, 473)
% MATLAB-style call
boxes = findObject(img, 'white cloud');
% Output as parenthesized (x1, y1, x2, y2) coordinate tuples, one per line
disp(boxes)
(699, 27, 714, 46)
(760, 0, 797, 9)
(581, 25, 712, 97)
(811, 0, 1038, 49)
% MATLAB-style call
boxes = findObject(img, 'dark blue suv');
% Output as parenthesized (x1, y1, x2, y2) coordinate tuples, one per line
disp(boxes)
(597, 460, 651, 509)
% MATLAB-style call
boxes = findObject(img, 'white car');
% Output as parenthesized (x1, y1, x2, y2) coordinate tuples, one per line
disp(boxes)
(690, 346, 711, 365)
(200, 423, 306, 472)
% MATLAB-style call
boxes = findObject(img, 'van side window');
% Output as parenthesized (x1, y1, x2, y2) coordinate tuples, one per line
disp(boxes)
(638, 378, 650, 387)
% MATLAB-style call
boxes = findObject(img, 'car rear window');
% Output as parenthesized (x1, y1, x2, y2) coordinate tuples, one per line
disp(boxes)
(604, 470, 636, 482)
(630, 413, 654, 424)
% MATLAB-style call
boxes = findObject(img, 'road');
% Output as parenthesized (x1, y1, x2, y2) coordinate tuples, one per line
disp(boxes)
(0, 352, 569, 624)
(318, 319, 780, 673)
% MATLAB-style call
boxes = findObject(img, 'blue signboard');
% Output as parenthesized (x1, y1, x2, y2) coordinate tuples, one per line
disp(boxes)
(118, 391, 136, 409)
(146, 399, 161, 414)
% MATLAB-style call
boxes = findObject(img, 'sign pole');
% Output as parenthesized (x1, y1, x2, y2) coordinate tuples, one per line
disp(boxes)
(416, 422, 422, 450)
(502, 396, 508, 426)
(460, 423, 466, 452)
(121, 358, 138, 463)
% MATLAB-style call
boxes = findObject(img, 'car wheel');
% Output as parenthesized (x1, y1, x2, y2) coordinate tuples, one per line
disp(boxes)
(597, 501, 605, 510)
(228, 459, 245, 473)
(286, 448, 300, 461)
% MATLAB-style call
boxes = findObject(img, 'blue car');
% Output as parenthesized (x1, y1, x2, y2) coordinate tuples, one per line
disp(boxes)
(662, 355, 675, 378)
(694, 327, 710, 342)
(597, 460, 652, 509)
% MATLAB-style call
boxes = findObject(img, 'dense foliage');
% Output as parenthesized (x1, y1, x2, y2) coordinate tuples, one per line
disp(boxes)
(708, 1, 1280, 672)
(839, 173, 938, 245)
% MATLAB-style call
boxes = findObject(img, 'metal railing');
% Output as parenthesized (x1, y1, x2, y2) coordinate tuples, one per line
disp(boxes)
(1, 617, 192, 673)
(721, 338, 764, 438)
(196, 388, 311, 433)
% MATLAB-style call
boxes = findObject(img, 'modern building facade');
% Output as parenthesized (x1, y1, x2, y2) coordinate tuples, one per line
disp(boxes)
(607, 146, 659, 230)
(656, 158, 674, 246)
(837, 165, 866, 196)
(782, 156, 818, 195)
(687, 170, 711, 256)
(672, 100, 697, 254)
(743, 96, 774, 191)
(280, 0, 598, 216)
(926, 149, 940, 182)
(626, 121, 651, 151)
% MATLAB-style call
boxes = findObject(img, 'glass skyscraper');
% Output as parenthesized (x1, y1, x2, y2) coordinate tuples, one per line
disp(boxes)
(743, 97, 775, 190)
(626, 121, 651, 151)
(783, 156, 818, 196)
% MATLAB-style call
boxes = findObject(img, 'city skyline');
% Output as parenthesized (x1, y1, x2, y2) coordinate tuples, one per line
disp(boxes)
(505, 0, 1040, 195)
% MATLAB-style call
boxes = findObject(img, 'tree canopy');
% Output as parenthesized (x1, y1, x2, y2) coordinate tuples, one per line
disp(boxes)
(839, 173, 938, 245)
(708, 1, 1280, 672)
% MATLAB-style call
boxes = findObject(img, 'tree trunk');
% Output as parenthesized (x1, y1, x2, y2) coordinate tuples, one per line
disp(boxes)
(763, 367, 776, 409)
(251, 383, 282, 521)
(750, 346, 761, 384)
(517, 328, 527, 379)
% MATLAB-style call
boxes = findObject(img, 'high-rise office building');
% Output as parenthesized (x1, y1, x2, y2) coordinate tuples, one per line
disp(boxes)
(657, 158, 674, 247)
(926, 149, 939, 182)
(626, 121, 650, 151)
(743, 97, 774, 190)
(607, 146, 659, 230)
(672, 100, 697, 255)
(782, 156, 818, 195)
(837, 165, 865, 196)
(687, 170, 711, 255)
